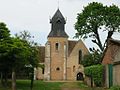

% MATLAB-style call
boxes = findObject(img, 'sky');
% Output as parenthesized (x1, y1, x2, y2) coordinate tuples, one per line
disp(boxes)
(0, 0, 120, 48)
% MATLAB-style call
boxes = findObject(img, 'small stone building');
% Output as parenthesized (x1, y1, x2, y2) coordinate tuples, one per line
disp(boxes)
(102, 38, 120, 87)
(36, 46, 45, 80)
(36, 9, 89, 81)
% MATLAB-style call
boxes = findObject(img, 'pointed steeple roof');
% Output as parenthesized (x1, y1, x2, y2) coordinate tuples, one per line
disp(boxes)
(50, 9, 66, 24)
(48, 9, 68, 38)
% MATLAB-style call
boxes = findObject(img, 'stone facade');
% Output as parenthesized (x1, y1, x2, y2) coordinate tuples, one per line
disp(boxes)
(43, 39, 88, 81)
(66, 40, 88, 80)
(36, 63, 44, 80)
(36, 9, 89, 81)
(44, 37, 68, 80)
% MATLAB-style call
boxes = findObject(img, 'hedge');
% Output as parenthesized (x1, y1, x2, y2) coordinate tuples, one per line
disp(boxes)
(84, 64, 104, 86)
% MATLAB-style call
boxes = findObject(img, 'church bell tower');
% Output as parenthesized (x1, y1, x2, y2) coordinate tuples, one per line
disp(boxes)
(44, 9, 68, 80)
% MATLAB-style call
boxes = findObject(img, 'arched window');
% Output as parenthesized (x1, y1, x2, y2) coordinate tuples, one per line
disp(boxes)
(55, 43, 59, 50)
(79, 50, 82, 64)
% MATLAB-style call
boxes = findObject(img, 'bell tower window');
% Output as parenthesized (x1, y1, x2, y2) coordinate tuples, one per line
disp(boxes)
(55, 43, 59, 50)
(56, 18, 61, 23)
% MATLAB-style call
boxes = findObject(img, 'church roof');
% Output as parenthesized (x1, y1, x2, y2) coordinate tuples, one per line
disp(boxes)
(68, 40, 78, 56)
(48, 29, 68, 38)
(50, 9, 66, 24)
(109, 38, 120, 45)
(38, 46, 45, 63)
(48, 9, 68, 38)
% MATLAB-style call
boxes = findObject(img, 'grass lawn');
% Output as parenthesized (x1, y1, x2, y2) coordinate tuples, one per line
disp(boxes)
(0, 80, 108, 90)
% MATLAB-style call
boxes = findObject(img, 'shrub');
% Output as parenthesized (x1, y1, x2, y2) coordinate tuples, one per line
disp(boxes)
(84, 64, 104, 86)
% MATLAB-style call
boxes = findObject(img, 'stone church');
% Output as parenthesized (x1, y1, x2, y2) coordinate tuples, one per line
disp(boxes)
(36, 9, 89, 81)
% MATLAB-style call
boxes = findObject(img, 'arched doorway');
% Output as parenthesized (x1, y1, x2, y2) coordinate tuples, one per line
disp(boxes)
(77, 72, 84, 80)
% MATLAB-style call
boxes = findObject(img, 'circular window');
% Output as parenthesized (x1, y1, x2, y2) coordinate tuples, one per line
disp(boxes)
(56, 67, 60, 71)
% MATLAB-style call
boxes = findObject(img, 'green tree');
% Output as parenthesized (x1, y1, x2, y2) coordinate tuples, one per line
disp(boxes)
(15, 30, 39, 68)
(0, 23, 39, 90)
(0, 22, 11, 86)
(81, 49, 102, 67)
(75, 2, 120, 51)
(15, 30, 39, 90)
(8, 37, 38, 90)
(0, 22, 10, 39)
(2, 37, 32, 90)
(105, 5, 120, 40)
(10, 30, 39, 90)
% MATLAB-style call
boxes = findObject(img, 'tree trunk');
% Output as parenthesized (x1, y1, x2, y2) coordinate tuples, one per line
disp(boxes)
(1, 71, 7, 87)
(12, 68, 16, 90)
(30, 68, 34, 90)
(5, 71, 8, 87)
(1, 72, 4, 86)
(106, 31, 114, 43)
(93, 25, 104, 51)
(103, 31, 114, 49)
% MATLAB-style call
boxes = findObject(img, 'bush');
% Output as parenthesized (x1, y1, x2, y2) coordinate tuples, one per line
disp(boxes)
(84, 64, 104, 86)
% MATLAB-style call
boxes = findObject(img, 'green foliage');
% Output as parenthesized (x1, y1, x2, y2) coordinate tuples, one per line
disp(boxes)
(75, 2, 104, 38)
(38, 64, 45, 69)
(15, 30, 39, 90)
(0, 23, 39, 89)
(105, 5, 120, 32)
(84, 65, 104, 86)
(0, 22, 10, 39)
(0, 22, 11, 65)
(82, 49, 102, 67)
(0, 23, 30, 71)
(0, 22, 11, 86)
(15, 30, 39, 68)
(8, 37, 32, 69)
(75, 2, 120, 51)
(109, 86, 120, 90)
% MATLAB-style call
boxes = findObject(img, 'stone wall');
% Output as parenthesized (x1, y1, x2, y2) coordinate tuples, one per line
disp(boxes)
(48, 37, 68, 80)
(67, 40, 89, 80)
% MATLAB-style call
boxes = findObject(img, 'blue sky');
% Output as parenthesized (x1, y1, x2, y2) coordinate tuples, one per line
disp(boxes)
(0, 0, 120, 48)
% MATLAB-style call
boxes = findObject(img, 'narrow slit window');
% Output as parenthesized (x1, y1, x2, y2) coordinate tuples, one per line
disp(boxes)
(55, 43, 59, 50)
(42, 68, 44, 74)
(79, 50, 82, 64)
